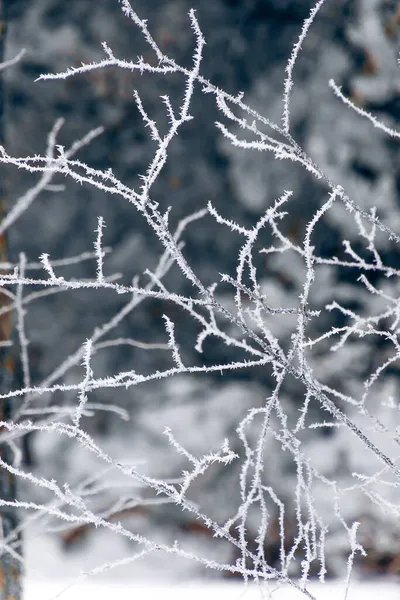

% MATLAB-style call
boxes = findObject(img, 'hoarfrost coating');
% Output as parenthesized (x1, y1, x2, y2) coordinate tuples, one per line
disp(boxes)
(0, 1, 400, 598)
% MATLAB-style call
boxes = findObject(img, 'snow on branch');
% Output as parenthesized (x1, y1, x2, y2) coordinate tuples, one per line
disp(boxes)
(1, 1, 400, 596)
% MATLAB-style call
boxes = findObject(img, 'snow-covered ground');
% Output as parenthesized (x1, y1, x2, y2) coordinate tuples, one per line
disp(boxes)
(25, 580, 400, 600)
(24, 525, 400, 600)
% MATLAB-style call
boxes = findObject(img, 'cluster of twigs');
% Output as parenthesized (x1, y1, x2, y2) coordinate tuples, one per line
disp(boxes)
(0, 1, 399, 597)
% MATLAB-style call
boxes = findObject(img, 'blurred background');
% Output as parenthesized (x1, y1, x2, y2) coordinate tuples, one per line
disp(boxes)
(2, 0, 400, 585)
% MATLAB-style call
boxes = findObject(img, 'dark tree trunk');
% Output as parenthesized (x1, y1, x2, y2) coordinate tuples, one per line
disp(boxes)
(0, 1, 22, 598)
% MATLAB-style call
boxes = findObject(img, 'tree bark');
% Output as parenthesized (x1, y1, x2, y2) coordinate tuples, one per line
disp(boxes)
(0, 1, 22, 598)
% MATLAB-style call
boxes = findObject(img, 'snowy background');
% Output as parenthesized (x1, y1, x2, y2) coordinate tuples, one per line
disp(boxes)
(2, 0, 400, 591)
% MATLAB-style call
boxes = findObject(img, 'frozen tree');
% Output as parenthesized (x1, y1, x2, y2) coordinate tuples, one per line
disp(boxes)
(0, 1, 400, 598)
(0, 2, 27, 597)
